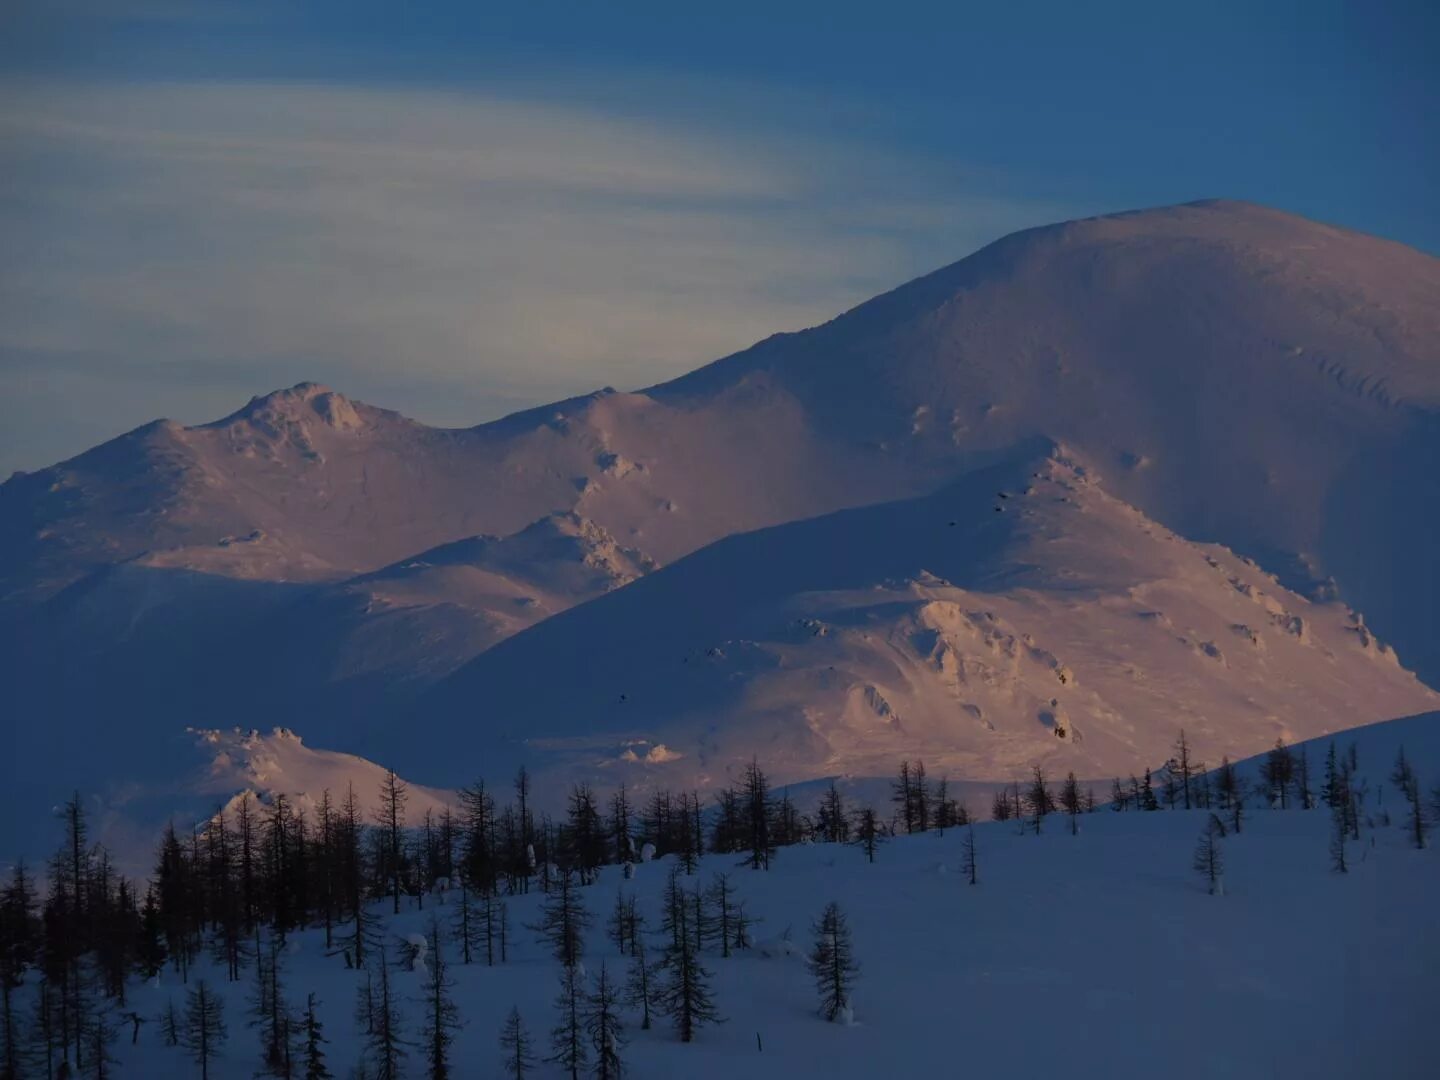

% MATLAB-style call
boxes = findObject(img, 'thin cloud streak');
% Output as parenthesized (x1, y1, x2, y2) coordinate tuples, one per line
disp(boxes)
(0, 78, 1083, 475)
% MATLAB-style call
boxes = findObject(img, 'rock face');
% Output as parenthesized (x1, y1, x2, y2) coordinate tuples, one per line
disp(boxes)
(2, 199, 1438, 855)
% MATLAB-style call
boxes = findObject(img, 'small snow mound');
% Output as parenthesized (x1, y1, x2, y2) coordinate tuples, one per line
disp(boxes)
(758, 933, 805, 960)
(403, 933, 429, 974)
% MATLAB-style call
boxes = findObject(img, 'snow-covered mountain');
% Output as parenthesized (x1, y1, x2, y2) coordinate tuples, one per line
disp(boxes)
(3, 199, 1438, 860)
(403, 445, 1438, 791)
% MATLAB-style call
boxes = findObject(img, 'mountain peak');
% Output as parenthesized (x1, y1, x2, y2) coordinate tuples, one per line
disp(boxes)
(199, 381, 384, 447)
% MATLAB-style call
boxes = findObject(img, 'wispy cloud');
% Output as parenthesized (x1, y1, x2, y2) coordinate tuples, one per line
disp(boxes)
(0, 77, 1080, 474)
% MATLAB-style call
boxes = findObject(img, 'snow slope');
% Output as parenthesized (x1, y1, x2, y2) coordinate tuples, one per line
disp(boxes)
(0, 515, 652, 863)
(4, 200, 1437, 671)
(72, 710, 1440, 1079)
(3, 198, 1439, 863)
(251, 510, 658, 691)
(405, 446, 1438, 792)
(22, 727, 455, 880)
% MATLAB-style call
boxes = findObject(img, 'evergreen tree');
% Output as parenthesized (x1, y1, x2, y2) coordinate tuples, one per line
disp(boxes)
(1161, 768, 1179, 810)
(452, 884, 478, 966)
(1138, 770, 1159, 811)
(607, 892, 637, 957)
(1059, 772, 1082, 835)
(730, 898, 755, 954)
(249, 931, 295, 1078)
(991, 788, 1013, 821)
(1, 862, 39, 1080)
(180, 981, 227, 1080)
(910, 760, 930, 833)
(136, 885, 166, 981)
(514, 768, 536, 877)
(377, 770, 409, 916)
(338, 784, 369, 969)
(656, 891, 721, 1043)
(1260, 739, 1296, 809)
(1392, 747, 1428, 849)
(353, 966, 375, 1038)
(82, 1004, 120, 1080)
(933, 776, 963, 834)
(301, 994, 331, 1080)
(624, 940, 656, 1032)
(892, 761, 914, 834)
(499, 1007, 534, 1080)
(29, 978, 63, 1078)
(483, 891, 506, 968)
(688, 881, 709, 957)
(709, 788, 744, 856)
(315, 790, 338, 951)
(0, 981, 18, 1080)
(583, 962, 624, 1080)
(961, 822, 978, 886)
(547, 964, 587, 1080)
(807, 902, 858, 1023)
(891, 760, 931, 835)
(531, 872, 591, 968)
(1329, 774, 1350, 875)
(1295, 747, 1314, 810)
(1109, 778, 1127, 811)
(363, 945, 407, 1080)
(420, 919, 459, 1080)
(706, 874, 738, 959)
(1025, 766, 1054, 833)
(1169, 729, 1199, 810)
(816, 782, 849, 844)
(676, 793, 701, 876)
(850, 808, 883, 864)
(160, 996, 180, 1046)
(742, 760, 775, 871)
(458, 781, 497, 898)
(565, 784, 608, 885)
(1322, 743, 1341, 809)
(1192, 815, 1225, 896)
(609, 786, 635, 865)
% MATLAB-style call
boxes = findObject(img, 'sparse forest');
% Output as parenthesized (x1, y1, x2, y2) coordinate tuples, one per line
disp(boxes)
(0, 730, 1433, 1078)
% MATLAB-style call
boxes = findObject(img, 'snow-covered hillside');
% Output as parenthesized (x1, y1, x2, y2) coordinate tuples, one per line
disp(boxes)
(406, 447, 1437, 792)
(4, 200, 1438, 662)
(43, 728, 455, 881)
(253, 511, 658, 691)
(12, 712, 1435, 1079)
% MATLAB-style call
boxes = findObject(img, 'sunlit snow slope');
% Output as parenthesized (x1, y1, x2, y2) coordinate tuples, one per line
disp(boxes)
(408, 447, 1438, 790)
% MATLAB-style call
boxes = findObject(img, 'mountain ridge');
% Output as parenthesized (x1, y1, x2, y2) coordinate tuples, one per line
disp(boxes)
(3, 198, 1438, 861)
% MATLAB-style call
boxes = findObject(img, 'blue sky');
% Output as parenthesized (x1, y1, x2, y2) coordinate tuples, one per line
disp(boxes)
(1, 1, 1435, 475)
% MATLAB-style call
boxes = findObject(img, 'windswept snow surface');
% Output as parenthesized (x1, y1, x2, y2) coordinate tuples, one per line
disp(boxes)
(407, 447, 1437, 792)
(75, 712, 1440, 1078)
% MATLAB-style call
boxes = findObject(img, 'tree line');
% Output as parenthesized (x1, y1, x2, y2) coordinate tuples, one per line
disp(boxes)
(1, 735, 1432, 1078)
